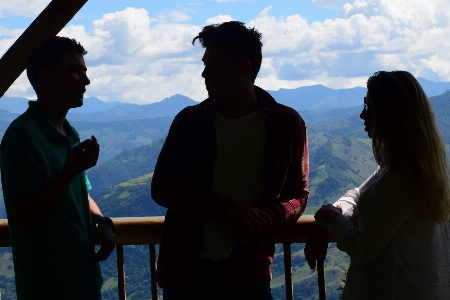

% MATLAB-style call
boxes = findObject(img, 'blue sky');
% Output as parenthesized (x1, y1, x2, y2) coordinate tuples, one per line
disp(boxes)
(0, 0, 449, 104)
(0, 1, 338, 29)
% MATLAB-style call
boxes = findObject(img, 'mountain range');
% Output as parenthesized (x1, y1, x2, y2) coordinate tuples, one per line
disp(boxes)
(0, 81, 448, 300)
(1, 77, 448, 118)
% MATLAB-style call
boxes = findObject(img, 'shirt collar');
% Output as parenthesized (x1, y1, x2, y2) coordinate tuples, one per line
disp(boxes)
(27, 101, 79, 145)
(201, 85, 282, 115)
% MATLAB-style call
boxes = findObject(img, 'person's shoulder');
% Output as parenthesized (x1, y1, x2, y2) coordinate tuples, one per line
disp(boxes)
(2, 111, 35, 141)
(174, 98, 214, 120)
(377, 167, 416, 202)
(269, 101, 305, 129)
(255, 85, 304, 124)
(276, 102, 303, 121)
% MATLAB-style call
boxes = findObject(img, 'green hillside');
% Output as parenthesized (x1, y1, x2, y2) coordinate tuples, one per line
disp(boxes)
(306, 135, 377, 213)
(87, 138, 165, 198)
(0, 91, 448, 299)
(95, 173, 166, 218)
(430, 90, 450, 144)
(85, 131, 375, 300)
(72, 117, 172, 163)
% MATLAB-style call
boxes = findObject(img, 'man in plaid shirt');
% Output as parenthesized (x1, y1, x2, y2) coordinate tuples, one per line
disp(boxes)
(151, 21, 309, 300)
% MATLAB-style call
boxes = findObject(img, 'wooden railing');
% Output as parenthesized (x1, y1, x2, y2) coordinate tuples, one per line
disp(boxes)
(0, 215, 326, 300)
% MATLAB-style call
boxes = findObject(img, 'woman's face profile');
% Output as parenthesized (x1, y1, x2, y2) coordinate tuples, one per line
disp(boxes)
(360, 93, 374, 138)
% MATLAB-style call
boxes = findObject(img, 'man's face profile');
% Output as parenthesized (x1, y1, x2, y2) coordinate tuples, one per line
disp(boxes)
(40, 52, 90, 109)
(201, 47, 240, 100)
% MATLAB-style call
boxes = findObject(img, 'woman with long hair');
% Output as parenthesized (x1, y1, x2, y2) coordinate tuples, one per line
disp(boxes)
(305, 70, 450, 299)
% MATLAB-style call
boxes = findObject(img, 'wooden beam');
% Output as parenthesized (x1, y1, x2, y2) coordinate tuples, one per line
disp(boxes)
(0, 0, 89, 98)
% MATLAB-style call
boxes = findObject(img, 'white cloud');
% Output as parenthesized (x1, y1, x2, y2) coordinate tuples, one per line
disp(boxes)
(3, 2, 450, 103)
(312, 0, 350, 10)
(158, 10, 192, 22)
(248, 2, 450, 89)
(169, 11, 192, 22)
(0, 0, 48, 18)
(206, 14, 234, 25)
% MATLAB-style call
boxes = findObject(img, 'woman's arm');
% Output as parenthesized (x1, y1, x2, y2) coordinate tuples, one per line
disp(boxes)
(329, 169, 413, 265)
(333, 166, 382, 218)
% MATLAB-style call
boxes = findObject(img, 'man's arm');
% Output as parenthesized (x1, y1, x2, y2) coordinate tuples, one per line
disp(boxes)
(260, 118, 309, 232)
(5, 134, 100, 229)
(88, 193, 115, 262)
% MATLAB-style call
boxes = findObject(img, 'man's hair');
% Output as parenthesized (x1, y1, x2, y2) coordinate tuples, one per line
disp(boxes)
(27, 36, 87, 96)
(192, 21, 263, 81)
(367, 70, 450, 223)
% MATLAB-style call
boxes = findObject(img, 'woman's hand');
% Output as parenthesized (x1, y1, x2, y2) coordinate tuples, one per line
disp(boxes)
(314, 204, 343, 225)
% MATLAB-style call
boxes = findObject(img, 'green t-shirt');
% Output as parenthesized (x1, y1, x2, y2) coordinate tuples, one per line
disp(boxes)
(0, 101, 102, 299)
(200, 110, 266, 260)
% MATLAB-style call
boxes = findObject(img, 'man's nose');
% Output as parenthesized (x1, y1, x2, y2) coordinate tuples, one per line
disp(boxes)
(83, 73, 91, 86)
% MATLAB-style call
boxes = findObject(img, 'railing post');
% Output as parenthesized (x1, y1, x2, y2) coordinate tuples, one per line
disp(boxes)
(117, 245, 126, 300)
(283, 243, 294, 300)
(149, 244, 158, 299)
(317, 258, 326, 300)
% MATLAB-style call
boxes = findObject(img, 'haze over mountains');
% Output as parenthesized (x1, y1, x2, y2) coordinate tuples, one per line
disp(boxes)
(1, 77, 448, 117)
(0, 80, 449, 299)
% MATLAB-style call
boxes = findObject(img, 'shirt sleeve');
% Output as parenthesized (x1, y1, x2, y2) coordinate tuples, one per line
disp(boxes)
(261, 115, 309, 231)
(328, 169, 413, 265)
(333, 166, 382, 218)
(84, 173, 92, 191)
(1, 127, 44, 197)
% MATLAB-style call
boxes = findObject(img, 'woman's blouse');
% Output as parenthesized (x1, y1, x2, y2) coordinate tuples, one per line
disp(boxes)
(330, 167, 450, 300)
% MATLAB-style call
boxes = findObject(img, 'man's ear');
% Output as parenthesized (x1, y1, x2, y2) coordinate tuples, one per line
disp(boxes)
(238, 58, 252, 77)
(37, 68, 52, 93)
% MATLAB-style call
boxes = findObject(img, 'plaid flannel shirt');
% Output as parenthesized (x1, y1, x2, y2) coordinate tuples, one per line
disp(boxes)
(151, 85, 309, 288)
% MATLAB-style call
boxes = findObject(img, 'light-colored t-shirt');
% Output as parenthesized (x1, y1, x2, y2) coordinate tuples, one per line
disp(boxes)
(200, 109, 266, 260)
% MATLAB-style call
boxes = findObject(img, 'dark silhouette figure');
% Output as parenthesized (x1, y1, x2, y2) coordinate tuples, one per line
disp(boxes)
(305, 71, 450, 300)
(151, 21, 309, 300)
(0, 36, 115, 300)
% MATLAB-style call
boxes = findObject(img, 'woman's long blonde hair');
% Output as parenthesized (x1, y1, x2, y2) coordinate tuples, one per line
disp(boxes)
(367, 71, 450, 223)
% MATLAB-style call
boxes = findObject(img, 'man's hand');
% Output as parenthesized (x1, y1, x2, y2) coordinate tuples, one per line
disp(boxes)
(304, 222, 329, 270)
(91, 222, 115, 262)
(227, 205, 272, 245)
(64, 136, 100, 176)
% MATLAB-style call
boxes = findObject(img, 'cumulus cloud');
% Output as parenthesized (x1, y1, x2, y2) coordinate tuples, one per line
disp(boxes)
(158, 10, 192, 22)
(0, 0, 48, 18)
(206, 14, 234, 25)
(54, 8, 205, 103)
(250, 2, 450, 89)
(312, 0, 350, 10)
(0, 26, 23, 57)
(3, 1, 450, 103)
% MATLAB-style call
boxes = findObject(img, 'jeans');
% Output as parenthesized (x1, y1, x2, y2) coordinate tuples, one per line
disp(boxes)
(163, 259, 273, 300)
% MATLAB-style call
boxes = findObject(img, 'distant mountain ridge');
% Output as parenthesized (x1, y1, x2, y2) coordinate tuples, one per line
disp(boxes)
(0, 96, 120, 114)
(67, 94, 197, 122)
(1, 78, 448, 121)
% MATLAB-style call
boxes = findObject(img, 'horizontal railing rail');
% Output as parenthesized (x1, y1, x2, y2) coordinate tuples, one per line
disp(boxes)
(0, 215, 332, 300)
